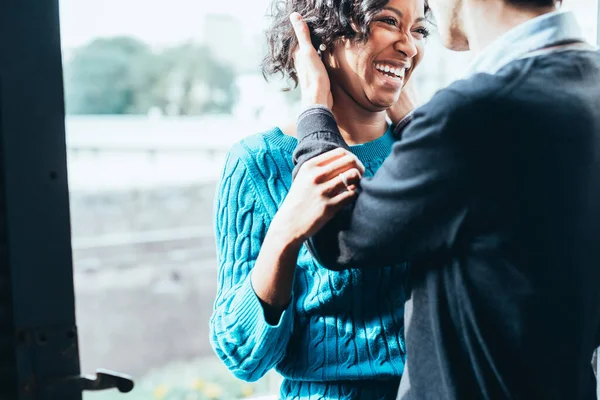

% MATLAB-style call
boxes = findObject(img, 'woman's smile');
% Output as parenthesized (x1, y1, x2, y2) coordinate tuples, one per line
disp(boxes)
(373, 61, 410, 90)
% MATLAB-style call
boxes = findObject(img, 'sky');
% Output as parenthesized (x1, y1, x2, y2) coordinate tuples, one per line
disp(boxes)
(59, 0, 598, 50)
(59, 0, 273, 49)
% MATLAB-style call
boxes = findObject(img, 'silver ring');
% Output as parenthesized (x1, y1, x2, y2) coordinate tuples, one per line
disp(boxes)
(340, 171, 351, 191)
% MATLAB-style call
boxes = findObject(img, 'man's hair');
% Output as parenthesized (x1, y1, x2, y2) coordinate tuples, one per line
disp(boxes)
(261, 0, 431, 87)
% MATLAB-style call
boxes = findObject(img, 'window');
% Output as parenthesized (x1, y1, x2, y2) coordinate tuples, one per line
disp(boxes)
(56, 1, 600, 400)
(564, 0, 600, 44)
(60, 1, 289, 399)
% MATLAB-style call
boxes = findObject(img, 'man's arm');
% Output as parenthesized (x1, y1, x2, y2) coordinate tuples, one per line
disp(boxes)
(293, 89, 471, 270)
(292, 106, 414, 179)
(291, 105, 350, 180)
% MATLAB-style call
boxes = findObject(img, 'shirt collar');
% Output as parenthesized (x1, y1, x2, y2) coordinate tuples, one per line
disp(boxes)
(465, 10, 585, 76)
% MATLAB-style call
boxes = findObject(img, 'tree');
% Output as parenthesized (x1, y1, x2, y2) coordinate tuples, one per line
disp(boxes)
(63, 38, 239, 116)
(64, 37, 152, 115)
(150, 44, 238, 115)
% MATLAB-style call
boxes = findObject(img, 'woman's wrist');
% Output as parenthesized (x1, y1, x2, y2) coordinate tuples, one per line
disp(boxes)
(251, 219, 302, 309)
(269, 212, 306, 249)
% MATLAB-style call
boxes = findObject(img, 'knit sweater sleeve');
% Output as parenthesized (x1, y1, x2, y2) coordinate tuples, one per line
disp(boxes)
(209, 144, 294, 382)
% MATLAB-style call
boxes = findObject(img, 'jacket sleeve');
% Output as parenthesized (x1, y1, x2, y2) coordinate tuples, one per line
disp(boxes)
(292, 89, 471, 270)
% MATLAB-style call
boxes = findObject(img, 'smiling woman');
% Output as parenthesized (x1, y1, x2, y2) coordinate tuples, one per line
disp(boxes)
(209, 0, 430, 399)
(322, 3, 429, 115)
(264, 0, 430, 143)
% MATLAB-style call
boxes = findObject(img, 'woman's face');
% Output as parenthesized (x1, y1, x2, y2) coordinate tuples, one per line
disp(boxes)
(326, 0, 427, 111)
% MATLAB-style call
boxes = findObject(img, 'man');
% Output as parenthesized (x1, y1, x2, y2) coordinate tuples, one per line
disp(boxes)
(289, 1, 600, 399)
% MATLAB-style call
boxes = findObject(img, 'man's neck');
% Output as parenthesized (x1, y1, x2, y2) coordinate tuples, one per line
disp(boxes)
(330, 85, 389, 146)
(463, 1, 557, 54)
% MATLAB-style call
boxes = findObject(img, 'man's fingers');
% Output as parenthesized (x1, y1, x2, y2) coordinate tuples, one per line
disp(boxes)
(290, 12, 313, 52)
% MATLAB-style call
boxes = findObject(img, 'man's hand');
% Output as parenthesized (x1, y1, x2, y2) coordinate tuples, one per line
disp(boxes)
(387, 78, 420, 125)
(290, 12, 333, 110)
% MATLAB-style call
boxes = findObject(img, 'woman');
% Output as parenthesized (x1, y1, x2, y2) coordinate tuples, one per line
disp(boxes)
(210, 0, 429, 398)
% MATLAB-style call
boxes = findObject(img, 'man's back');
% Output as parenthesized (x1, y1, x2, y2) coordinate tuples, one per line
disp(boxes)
(399, 49, 600, 399)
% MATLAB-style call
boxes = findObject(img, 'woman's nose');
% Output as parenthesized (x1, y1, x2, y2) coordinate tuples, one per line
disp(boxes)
(393, 34, 418, 59)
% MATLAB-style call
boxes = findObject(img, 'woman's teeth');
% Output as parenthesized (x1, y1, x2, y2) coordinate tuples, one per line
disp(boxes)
(375, 63, 405, 79)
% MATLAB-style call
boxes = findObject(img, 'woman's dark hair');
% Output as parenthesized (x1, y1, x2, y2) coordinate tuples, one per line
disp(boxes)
(262, 0, 430, 87)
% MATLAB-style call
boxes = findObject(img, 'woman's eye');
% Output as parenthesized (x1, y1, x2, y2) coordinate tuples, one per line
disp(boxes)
(379, 17, 398, 26)
(414, 27, 431, 38)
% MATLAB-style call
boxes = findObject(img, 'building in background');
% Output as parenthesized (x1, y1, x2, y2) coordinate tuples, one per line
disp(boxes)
(200, 13, 264, 74)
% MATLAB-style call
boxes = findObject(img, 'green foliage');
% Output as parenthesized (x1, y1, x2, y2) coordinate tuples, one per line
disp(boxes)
(64, 38, 238, 115)
(64, 37, 151, 114)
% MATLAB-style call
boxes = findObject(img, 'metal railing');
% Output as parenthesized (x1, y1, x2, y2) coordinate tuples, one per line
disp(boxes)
(71, 226, 214, 251)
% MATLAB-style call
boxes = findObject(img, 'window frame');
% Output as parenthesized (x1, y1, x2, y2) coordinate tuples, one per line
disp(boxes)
(0, 1, 82, 398)
(0, 1, 598, 398)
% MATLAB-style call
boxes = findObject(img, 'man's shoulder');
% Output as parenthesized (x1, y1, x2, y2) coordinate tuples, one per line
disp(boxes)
(412, 68, 534, 130)
(424, 73, 515, 113)
(425, 50, 600, 115)
(399, 72, 526, 143)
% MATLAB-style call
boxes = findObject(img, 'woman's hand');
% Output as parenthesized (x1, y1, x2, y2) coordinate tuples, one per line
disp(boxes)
(387, 78, 420, 125)
(290, 12, 333, 110)
(270, 148, 365, 245)
(251, 148, 362, 310)
(252, 149, 362, 310)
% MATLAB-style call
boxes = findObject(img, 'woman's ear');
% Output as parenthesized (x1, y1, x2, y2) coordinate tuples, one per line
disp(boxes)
(317, 42, 327, 57)
(320, 42, 336, 70)
(349, 18, 360, 34)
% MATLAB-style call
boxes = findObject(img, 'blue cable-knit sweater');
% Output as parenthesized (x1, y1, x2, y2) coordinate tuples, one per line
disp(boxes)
(210, 126, 408, 399)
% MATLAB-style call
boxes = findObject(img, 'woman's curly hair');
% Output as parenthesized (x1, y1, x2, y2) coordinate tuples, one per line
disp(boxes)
(262, 0, 430, 87)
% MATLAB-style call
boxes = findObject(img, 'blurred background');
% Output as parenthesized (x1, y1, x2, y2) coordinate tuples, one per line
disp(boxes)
(58, 1, 599, 399)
